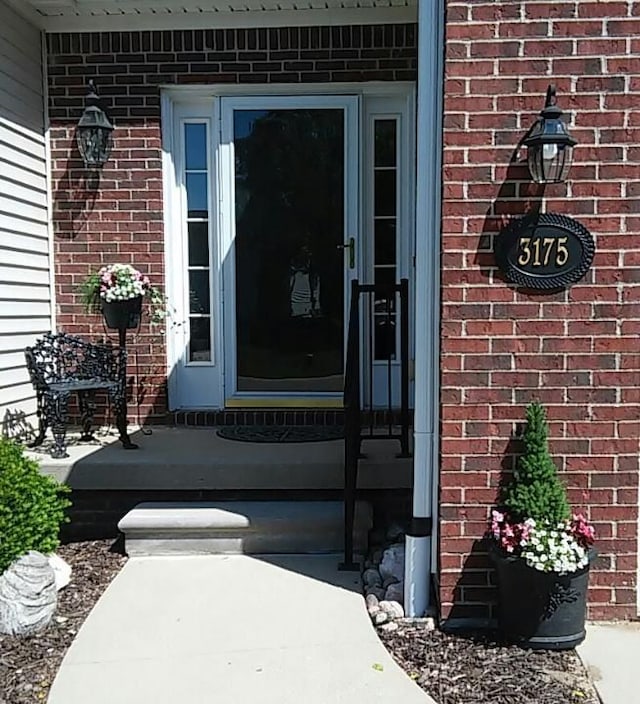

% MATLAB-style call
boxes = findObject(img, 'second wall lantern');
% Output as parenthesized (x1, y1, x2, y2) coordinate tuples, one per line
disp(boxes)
(524, 85, 577, 184)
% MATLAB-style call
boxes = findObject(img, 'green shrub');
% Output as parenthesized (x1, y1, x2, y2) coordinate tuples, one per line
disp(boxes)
(501, 401, 570, 525)
(0, 437, 71, 573)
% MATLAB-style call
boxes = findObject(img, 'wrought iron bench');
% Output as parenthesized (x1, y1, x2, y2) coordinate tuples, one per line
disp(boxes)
(24, 332, 137, 459)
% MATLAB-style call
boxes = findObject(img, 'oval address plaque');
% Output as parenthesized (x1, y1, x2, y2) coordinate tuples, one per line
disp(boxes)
(494, 213, 595, 290)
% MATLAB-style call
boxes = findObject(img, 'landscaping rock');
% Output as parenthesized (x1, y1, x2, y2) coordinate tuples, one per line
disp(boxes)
(379, 621, 399, 633)
(373, 610, 389, 626)
(48, 554, 72, 591)
(385, 581, 404, 603)
(379, 600, 404, 620)
(364, 586, 386, 601)
(363, 568, 382, 588)
(379, 544, 405, 583)
(365, 594, 380, 615)
(0, 552, 57, 636)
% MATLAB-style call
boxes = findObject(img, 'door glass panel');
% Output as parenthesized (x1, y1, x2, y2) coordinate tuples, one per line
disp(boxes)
(188, 222, 209, 267)
(373, 118, 399, 361)
(189, 318, 211, 362)
(233, 108, 345, 393)
(374, 120, 396, 167)
(374, 170, 397, 217)
(189, 270, 210, 314)
(183, 121, 212, 363)
(185, 123, 207, 170)
(186, 173, 208, 218)
(374, 220, 396, 265)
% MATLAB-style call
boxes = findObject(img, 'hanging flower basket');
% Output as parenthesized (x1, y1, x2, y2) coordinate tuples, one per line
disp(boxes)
(79, 263, 165, 327)
(101, 296, 143, 330)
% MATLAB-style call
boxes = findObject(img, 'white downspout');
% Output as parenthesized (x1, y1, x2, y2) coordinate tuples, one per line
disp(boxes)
(42, 30, 56, 334)
(404, 0, 445, 618)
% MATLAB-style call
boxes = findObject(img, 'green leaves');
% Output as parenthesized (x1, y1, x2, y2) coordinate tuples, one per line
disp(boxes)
(0, 438, 71, 573)
(501, 402, 570, 525)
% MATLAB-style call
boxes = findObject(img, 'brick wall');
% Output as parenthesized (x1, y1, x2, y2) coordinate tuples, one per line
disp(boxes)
(440, 1, 640, 622)
(47, 25, 417, 420)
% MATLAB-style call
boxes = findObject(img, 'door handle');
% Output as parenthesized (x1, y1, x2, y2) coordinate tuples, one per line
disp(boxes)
(337, 237, 355, 269)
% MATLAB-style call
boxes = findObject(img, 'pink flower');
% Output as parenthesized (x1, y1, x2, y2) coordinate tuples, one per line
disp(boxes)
(571, 513, 595, 546)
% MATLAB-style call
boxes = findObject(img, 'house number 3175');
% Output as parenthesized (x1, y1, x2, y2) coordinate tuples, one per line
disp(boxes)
(517, 236, 569, 268)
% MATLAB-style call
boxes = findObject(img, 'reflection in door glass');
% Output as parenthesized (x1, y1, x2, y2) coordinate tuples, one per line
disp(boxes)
(233, 108, 344, 393)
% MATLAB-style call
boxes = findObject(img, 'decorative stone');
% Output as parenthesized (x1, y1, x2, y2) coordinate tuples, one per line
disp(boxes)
(0, 552, 57, 636)
(48, 554, 72, 591)
(365, 594, 380, 616)
(363, 568, 382, 588)
(385, 581, 404, 603)
(421, 617, 436, 631)
(379, 600, 405, 620)
(379, 544, 405, 584)
(382, 576, 399, 589)
(365, 586, 386, 601)
(399, 616, 436, 630)
(373, 610, 389, 625)
(379, 621, 399, 632)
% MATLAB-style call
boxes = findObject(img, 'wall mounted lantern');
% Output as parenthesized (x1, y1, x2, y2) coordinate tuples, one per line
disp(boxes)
(524, 85, 576, 184)
(76, 81, 114, 169)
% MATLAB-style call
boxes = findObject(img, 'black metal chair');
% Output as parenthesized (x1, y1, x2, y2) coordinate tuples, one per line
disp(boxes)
(24, 332, 136, 458)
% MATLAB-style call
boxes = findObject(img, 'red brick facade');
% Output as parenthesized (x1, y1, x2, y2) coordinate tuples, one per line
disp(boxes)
(48, 7, 639, 622)
(440, 1, 640, 622)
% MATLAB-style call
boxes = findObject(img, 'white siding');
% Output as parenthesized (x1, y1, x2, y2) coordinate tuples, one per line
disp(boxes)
(0, 0, 50, 436)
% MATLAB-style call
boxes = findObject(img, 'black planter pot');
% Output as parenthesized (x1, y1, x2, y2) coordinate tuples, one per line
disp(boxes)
(490, 542, 594, 650)
(101, 296, 143, 330)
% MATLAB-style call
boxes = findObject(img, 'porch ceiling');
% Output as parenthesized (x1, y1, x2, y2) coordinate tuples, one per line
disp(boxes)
(18, 0, 416, 31)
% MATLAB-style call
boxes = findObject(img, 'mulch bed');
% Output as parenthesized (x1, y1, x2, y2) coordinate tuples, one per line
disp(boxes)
(380, 623, 600, 704)
(0, 540, 127, 704)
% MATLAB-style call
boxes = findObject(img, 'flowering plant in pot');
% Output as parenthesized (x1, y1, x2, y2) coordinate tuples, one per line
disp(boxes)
(488, 401, 596, 650)
(80, 264, 165, 329)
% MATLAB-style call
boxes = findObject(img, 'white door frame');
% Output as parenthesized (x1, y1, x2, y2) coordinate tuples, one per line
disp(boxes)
(162, 84, 415, 411)
(163, 96, 225, 410)
(220, 94, 360, 403)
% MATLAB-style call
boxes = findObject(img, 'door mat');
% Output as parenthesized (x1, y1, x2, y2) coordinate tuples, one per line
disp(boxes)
(216, 425, 344, 443)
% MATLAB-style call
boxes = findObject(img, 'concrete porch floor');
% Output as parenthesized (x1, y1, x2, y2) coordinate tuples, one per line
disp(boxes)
(32, 426, 412, 492)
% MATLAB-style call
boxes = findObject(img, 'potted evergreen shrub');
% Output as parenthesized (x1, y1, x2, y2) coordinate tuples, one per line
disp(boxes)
(488, 401, 595, 650)
(80, 264, 164, 330)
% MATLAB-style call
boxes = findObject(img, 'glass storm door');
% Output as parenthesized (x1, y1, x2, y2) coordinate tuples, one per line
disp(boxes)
(221, 96, 359, 399)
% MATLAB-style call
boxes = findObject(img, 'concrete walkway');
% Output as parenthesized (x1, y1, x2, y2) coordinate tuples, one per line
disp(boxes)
(577, 621, 640, 704)
(47, 555, 434, 704)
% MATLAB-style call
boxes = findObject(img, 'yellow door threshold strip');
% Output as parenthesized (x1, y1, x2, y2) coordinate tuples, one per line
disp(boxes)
(225, 397, 344, 409)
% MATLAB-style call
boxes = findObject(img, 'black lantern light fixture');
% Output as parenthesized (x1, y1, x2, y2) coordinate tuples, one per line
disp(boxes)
(76, 81, 114, 169)
(524, 84, 576, 184)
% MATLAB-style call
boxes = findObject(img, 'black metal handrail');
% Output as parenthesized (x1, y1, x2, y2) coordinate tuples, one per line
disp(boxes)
(340, 278, 410, 570)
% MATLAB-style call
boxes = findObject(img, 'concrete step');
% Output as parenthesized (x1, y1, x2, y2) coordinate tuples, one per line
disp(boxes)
(118, 500, 373, 557)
